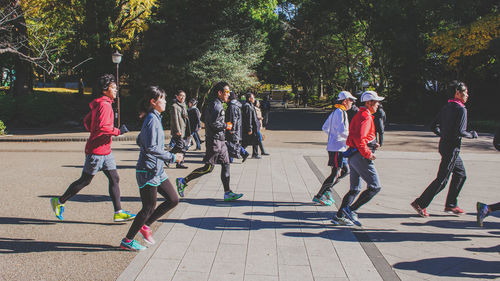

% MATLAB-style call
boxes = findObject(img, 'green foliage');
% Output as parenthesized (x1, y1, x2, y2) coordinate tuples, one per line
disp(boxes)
(0, 120, 6, 135)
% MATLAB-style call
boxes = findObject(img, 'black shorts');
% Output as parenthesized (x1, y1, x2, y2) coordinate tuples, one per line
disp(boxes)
(203, 139, 229, 164)
(327, 151, 344, 168)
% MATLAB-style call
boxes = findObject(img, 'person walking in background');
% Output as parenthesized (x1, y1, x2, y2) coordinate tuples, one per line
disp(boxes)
(120, 86, 184, 251)
(170, 90, 190, 169)
(411, 82, 478, 217)
(333, 91, 384, 226)
(51, 74, 135, 222)
(175, 82, 243, 201)
(226, 92, 249, 163)
(261, 95, 271, 128)
(254, 100, 270, 156)
(373, 103, 386, 146)
(242, 93, 261, 159)
(313, 91, 356, 206)
(187, 98, 202, 151)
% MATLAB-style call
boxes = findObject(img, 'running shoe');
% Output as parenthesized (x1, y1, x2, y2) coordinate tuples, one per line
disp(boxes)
(325, 191, 335, 204)
(50, 197, 65, 221)
(176, 177, 187, 197)
(411, 200, 430, 217)
(139, 225, 155, 245)
(331, 215, 354, 226)
(444, 206, 464, 215)
(342, 207, 362, 226)
(224, 191, 243, 201)
(476, 202, 489, 227)
(120, 238, 146, 251)
(114, 210, 136, 222)
(312, 195, 333, 206)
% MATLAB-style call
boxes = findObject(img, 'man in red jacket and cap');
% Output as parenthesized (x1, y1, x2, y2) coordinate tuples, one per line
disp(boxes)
(50, 74, 135, 222)
(332, 91, 384, 226)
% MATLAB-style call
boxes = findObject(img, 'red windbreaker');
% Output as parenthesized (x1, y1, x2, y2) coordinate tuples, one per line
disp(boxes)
(346, 107, 376, 159)
(83, 95, 120, 155)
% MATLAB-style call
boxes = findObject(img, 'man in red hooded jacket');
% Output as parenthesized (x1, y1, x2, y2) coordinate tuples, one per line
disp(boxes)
(332, 91, 384, 226)
(50, 74, 135, 222)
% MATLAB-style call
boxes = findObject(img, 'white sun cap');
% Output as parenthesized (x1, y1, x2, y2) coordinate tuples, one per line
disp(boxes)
(337, 91, 357, 101)
(361, 91, 385, 102)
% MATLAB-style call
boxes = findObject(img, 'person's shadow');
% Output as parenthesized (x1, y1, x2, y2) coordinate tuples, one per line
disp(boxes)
(0, 237, 120, 254)
(393, 257, 500, 279)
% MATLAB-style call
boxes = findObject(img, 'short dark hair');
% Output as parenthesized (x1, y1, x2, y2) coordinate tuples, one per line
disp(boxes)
(188, 98, 198, 106)
(176, 90, 185, 96)
(229, 91, 237, 100)
(211, 81, 229, 96)
(453, 81, 467, 93)
(246, 92, 254, 101)
(96, 74, 115, 95)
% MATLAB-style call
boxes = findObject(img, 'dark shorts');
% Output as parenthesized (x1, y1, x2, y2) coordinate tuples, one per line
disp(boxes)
(203, 139, 229, 164)
(327, 151, 344, 168)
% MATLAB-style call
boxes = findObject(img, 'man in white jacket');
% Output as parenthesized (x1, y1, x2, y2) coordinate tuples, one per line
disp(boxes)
(313, 91, 356, 206)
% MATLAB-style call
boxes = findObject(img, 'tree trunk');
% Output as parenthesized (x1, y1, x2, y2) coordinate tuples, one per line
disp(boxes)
(12, 0, 33, 97)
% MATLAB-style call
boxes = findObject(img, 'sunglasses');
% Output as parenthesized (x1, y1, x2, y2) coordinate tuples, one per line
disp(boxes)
(224, 89, 230, 94)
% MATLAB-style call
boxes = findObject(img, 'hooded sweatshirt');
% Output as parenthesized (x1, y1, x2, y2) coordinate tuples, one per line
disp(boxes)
(83, 95, 120, 155)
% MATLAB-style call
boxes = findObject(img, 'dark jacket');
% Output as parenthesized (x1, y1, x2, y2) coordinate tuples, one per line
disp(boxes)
(204, 98, 227, 141)
(241, 101, 259, 146)
(494, 126, 500, 151)
(431, 100, 475, 148)
(373, 106, 386, 134)
(188, 106, 201, 133)
(225, 99, 242, 142)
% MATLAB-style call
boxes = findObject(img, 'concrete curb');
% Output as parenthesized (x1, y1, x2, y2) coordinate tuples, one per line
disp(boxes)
(0, 135, 138, 142)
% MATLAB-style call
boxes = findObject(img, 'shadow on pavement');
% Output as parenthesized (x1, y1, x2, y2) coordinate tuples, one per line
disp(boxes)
(39, 194, 142, 202)
(0, 237, 120, 254)
(283, 229, 497, 243)
(401, 219, 500, 229)
(393, 257, 500, 279)
(465, 244, 500, 253)
(182, 198, 315, 208)
(159, 216, 330, 231)
(0, 216, 122, 226)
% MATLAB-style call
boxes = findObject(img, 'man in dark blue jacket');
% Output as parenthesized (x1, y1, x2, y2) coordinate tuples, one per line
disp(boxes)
(175, 82, 243, 201)
(412, 82, 478, 217)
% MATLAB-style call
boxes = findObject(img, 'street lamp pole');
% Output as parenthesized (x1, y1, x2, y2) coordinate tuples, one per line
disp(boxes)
(111, 51, 122, 127)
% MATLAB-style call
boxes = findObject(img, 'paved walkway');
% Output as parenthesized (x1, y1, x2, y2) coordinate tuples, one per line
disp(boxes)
(1, 103, 499, 281)
(117, 147, 500, 280)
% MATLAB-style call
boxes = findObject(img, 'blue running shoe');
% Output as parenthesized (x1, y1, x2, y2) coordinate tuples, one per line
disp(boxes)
(120, 238, 146, 251)
(176, 177, 187, 197)
(331, 214, 354, 226)
(476, 202, 489, 227)
(224, 191, 243, 201)
(50, 197, 65, 221)
(342, 207, 361, 226)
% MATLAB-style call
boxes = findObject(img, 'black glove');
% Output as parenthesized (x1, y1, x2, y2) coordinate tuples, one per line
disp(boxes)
(471, 130, 478, 139)
(119, 124, 129, 135)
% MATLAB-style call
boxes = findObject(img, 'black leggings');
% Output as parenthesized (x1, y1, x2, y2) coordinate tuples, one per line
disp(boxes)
(184, 163, 231, 192)
(126, 179, 179, 240)
(316, 166, 342, 198)
(59, 170, 122, 212)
